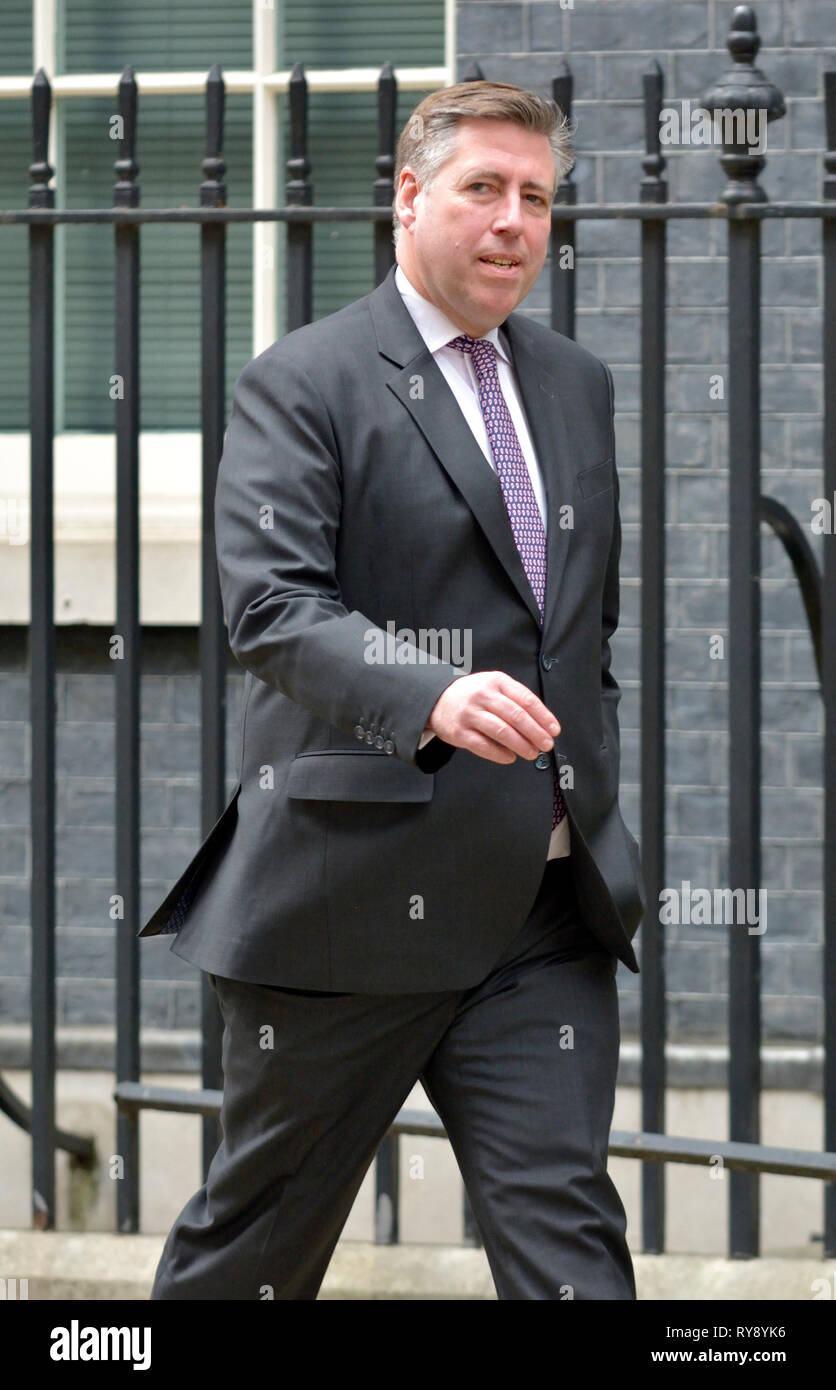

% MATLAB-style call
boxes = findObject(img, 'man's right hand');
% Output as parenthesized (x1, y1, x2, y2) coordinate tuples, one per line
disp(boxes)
(426, 671, 561, 766)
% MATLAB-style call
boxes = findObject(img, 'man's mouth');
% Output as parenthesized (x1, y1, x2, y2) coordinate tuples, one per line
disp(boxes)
(478, 256, 522, 274)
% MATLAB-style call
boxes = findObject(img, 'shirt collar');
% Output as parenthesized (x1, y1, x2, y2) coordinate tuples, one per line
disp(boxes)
(394, 262, 511, 365)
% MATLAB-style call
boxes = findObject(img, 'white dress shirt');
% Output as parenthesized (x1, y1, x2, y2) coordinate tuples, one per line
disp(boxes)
(394, 262, 570, 859)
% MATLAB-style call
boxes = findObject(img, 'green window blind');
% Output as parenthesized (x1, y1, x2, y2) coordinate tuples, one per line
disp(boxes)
(61, 0, 253, 430)
(0, 0, 34, 428)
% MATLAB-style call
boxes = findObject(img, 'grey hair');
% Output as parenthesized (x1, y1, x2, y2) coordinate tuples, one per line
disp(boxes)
(392, 80, 575, 247)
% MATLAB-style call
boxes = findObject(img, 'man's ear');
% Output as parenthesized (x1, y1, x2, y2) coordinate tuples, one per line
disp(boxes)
(395, 167, 420, 234)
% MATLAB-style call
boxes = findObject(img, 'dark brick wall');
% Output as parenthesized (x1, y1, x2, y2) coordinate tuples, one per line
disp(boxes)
(0, 628, 244, 1033)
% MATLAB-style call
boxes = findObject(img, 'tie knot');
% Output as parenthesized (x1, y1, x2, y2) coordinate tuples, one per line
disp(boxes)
(447, 333, 494, 361)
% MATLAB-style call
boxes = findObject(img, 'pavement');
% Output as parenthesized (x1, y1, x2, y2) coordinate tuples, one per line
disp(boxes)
(0, 1230, 830, 1300)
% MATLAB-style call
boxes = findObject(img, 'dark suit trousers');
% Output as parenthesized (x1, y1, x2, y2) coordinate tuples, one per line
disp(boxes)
(149, 856, 635, 1301)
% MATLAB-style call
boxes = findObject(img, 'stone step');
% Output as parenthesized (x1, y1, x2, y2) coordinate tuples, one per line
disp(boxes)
(0, 1230, 829, 1300)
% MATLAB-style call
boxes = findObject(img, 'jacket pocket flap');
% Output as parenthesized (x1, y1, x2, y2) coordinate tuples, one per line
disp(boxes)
(286, 750, 434, 802)
(576, 457, 613, 500)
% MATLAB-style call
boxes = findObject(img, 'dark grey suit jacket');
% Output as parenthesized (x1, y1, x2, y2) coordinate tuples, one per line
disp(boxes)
(138, 261, 646, 989)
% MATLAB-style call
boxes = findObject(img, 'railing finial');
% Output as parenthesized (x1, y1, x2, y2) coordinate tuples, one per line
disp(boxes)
(113, 64, 140, 209)
(552, 62, 575, 206)
(201, 65, 227, 208)
(701, 4, 785, 204)
(375, 60, 397, 194)
(28, 68, 54, 209)
(286, 62, 311, 199)
(824, 70, 836, 202)
(641, 59, 667, 201)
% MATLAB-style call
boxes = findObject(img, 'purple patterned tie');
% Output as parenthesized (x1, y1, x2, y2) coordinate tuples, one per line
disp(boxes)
(448, 334, 566, 832)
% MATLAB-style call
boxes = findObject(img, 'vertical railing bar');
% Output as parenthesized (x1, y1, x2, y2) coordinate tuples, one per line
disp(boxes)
(113, 64, 142, 1234)
(726, 205, 762, 1259)
(286, 62, 312, 332)
(702, 5, 785, 1258)
(28, 66, 57, 1232)
(374, 1132, 400, 1245)
(821, 66, 836, 1260)
(551, 61, 575, 340)
(374, 61, 396, 287)
(199, 64, 229, 1177)
(639, 57, 668, 1256)
(462, 1186, 482, 1247)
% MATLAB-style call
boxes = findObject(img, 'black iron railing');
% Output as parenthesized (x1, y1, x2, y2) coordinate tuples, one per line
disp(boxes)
(1, 3, 834, 1260)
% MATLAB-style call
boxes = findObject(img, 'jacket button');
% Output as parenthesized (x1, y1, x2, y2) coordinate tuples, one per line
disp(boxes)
(540, 652, 554, 670)
(354, 724, 365, 740)
(383, 739, 395, 754)
(373, 734, 384, 749)
(534, 752, 551, 770)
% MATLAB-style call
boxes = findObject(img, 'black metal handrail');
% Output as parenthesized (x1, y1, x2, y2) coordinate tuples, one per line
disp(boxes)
(0, 1076, 95, 1165)
(760, 495, 823, 681)
(112, 1079, 836, 1245)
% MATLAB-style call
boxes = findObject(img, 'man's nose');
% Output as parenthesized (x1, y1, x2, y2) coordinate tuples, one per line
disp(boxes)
(491, 195, 526, 231)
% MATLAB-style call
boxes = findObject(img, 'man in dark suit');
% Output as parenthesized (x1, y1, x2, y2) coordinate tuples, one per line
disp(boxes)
(140, 80, 646, 1300)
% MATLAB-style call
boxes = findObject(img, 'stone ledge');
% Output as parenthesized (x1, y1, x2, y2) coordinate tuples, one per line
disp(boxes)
(0, 432, 204, 625)
(0, 1028, 826, 1091)
(0, 1231, 830, 1300)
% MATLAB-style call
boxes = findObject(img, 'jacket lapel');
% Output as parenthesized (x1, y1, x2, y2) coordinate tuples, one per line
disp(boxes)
(369, 264, 577, 644)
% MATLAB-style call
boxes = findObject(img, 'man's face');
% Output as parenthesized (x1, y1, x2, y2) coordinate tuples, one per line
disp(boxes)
(394, 117, 556, 338)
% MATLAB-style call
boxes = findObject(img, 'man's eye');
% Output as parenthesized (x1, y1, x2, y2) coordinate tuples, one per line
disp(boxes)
(469, 183, 546, 204)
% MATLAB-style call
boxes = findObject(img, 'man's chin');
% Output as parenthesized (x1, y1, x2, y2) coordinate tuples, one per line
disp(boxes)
(461, 287, 524, 328)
